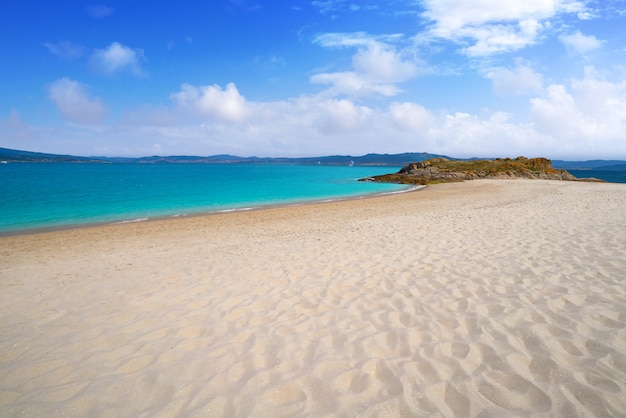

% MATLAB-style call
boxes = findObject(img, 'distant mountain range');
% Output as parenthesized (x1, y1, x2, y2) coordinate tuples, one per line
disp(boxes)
(0, 147, 448, 166)
(93, 152, 453, 166)
(1, 147, 625, 170)
(551, 160, 626, 171)
(0, 147, 107, 163)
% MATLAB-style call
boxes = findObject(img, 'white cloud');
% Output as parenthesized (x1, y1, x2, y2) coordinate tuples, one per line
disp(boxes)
(170, 82, 253, 123)
(421, 0, 590, 56)
(532, 84, 580, 137)
(47, 78, 107, 124)
(123, 83, 540, 158)
(311, 33, 418, 97)
(314, 32, 403, 49)
(461, 19, 544, 56)
(486, 61, 544, 95)
(312, 99, 373, 135)
(530, 68, 626, 155)
(27, 67, 626, 160)
(43, 41, 85, 59)
(559, 31, 603, 54)
(571, 67, 626, 119)
(311, 72, 401, 97)
(352, 42, 417, 82)
(389, 102, 434, 132)
(423, 0, 569, 33)
(89, 42, 145, 76)
(155, 72, 626, 158)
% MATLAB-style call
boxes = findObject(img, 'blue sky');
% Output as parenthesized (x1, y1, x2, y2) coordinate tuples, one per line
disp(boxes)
(1, 0, 626, 159)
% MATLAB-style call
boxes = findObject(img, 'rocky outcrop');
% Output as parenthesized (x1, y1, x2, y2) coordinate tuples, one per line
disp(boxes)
(361, 157, 598, 185)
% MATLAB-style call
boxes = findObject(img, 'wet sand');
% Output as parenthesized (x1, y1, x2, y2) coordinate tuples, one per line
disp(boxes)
(1, 179, 625, 417)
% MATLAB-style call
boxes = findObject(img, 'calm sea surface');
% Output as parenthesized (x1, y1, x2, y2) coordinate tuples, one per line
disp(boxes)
(568, 169, 626, 184)
(2, 164, 623, 235)
(0, 163, 408, 234)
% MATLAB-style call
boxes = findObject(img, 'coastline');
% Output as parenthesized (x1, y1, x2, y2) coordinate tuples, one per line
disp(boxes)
(1, 179, 625, 416)
(0, 183, 423, 238)
(0, 163, 408, 237)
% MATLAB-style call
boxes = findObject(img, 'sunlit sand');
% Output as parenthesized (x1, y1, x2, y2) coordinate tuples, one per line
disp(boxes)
(1, 179, 625, 416)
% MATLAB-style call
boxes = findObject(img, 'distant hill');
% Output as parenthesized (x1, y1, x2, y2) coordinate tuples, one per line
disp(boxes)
(95, 152, 450, 165)
(0, 147, 107, 163)
(237, 152, 451, 166)
(2, 147, 625, 168)
(594, 163, 626, 171)
(552, 160, 626, 170)
(93, 154, 249, 164)
(0, 148, 448, 166)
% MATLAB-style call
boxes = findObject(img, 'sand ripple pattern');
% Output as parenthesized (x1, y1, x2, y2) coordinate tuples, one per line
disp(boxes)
(1, 180, 625, 417)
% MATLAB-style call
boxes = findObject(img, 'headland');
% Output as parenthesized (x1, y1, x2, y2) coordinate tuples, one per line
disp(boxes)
(362, 156, 604, 184)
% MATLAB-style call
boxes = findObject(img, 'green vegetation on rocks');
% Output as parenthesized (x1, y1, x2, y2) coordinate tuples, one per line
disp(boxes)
(361, 156, 602, 185)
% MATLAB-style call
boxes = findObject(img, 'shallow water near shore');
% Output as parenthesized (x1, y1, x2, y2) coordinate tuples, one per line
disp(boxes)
(0, 163, 405, 234)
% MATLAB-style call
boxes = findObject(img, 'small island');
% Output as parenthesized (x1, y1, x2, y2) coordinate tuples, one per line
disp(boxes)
(361, 156, 602, 185)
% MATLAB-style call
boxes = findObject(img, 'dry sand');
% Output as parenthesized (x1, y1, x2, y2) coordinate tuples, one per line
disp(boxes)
(1, 179, 625, 417)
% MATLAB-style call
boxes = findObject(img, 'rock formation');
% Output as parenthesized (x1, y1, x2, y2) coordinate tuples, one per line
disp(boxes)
(361, 156, 600, 185)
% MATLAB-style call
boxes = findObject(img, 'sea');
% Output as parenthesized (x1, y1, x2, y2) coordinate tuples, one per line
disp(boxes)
(567, 169, 626, 184)
(0, 163, 410, 235)
(2, 164, 624, 235)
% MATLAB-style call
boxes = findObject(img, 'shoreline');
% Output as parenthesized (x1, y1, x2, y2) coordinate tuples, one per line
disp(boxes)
(2, 179, 625, 416)
(0, 183, 423, 238)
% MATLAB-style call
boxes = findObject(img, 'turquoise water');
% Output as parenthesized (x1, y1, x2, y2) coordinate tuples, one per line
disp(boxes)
(0, 163, 407, 234)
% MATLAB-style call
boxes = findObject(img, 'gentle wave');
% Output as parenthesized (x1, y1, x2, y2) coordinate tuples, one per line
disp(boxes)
(112, 218, 150, 224)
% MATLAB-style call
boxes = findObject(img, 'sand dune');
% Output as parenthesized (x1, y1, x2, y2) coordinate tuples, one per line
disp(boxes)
(1, 179, 625, 417)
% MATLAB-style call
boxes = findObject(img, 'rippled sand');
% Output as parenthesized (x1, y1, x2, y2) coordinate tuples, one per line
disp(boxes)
(1, 179, 625, 417)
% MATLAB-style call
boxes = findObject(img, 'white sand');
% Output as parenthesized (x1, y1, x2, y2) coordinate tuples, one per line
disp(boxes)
(1, 179, 625, 417)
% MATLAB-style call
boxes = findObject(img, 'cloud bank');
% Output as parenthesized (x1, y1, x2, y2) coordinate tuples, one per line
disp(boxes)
(34, 64, 619, 159)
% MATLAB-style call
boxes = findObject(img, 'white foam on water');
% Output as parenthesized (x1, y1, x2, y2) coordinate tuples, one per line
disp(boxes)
(113, 217, 149, 224)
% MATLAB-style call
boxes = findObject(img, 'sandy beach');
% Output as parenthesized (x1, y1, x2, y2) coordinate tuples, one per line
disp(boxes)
(1, 179, 625, 417)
